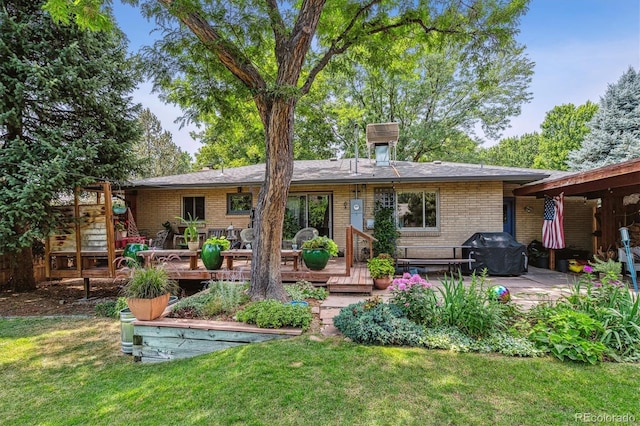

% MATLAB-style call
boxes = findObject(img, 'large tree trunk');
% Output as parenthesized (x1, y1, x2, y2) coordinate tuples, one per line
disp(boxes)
(9, 246, 36, 292)
(249, 99, 295, 301)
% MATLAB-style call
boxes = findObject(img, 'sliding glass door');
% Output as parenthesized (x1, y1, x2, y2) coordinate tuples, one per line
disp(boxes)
(284, 193, 332, 239)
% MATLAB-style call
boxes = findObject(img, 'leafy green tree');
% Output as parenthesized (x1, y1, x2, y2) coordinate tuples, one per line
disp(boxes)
(0, 1, 141, 291)
(133, 108, 192, 178)
(327, 36, 533, 162)
(568, 67, 640, 170)
(480, 132, 541, 168)
(532, 102, 598, 170)
(48, 0, 530, 301)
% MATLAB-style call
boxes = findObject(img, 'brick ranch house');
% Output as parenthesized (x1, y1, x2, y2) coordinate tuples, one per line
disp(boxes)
(126, 158, 596, 260)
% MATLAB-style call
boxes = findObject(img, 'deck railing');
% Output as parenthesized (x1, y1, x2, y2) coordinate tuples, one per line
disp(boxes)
(345, 225, 377, 276)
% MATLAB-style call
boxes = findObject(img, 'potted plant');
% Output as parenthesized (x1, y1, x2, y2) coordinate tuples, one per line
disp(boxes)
(176, 213, 201, 251)
(301, 235, 338, 270)
(367, 253, 396, 289)
(114, 219, 127, 239)
(120, 264, 179, 321)
(201, 235, 231, 270)
(112, 198, 127, 215)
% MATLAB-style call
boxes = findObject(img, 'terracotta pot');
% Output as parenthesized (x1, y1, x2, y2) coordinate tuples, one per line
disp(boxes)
(373, 276, 392, 290)
(126, 293, 170, 321)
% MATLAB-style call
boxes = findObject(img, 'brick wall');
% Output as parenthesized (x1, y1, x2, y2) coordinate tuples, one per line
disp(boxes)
(506, 181, 596, 254)
(136, 182, 597, 257)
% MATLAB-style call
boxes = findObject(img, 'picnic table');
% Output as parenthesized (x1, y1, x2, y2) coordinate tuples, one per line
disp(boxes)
(395, 245, 474, 273)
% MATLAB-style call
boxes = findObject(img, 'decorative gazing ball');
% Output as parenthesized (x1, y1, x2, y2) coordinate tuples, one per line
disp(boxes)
(488, 285, 510, 303)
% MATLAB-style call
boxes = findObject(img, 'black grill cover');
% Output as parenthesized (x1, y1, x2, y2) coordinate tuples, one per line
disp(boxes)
(461, 232, 527, 276)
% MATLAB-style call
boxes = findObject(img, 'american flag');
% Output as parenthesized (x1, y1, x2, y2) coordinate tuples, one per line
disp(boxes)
(542, 193, 565, 249)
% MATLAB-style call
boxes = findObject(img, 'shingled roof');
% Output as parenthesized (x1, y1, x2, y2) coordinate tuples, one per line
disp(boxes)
(129, 158, 554, 189)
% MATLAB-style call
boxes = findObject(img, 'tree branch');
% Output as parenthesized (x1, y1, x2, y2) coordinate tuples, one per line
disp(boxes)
(157, 0, 266, 93)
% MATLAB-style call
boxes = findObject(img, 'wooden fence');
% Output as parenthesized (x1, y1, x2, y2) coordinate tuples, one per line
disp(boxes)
(0, 254, 47, 286)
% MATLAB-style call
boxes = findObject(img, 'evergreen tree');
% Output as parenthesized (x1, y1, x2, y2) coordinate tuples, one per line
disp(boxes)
(0, 1, 141, 290)
(133, 108, 192, 178)
(567, 67, 640, 171)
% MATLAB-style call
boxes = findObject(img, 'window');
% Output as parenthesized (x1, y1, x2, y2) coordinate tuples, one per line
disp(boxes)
(374, 187, 395, 209)
(396, 191, 438, 229)
(183, 196, 205, 221)
(227, 193, 252, 215)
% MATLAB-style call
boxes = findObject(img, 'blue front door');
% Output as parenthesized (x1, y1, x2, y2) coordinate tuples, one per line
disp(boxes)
(503, 198, 515, 236)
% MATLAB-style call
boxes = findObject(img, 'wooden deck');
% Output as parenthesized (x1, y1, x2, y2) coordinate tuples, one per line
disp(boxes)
(326, 263, 372, 294)
(128, 255, 353, 283)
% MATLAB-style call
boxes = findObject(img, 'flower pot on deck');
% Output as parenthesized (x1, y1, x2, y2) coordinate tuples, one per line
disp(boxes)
(201, 243, 224, 270)
(301, 248, 330, 270)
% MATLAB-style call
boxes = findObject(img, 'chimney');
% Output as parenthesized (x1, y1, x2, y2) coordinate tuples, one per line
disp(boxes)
(366, 122, 398, 166)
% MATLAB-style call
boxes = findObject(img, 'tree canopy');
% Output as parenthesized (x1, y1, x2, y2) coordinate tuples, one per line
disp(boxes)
(567, 67, 640, 171)
(532, 101, 598, 170)
(0, 0, 141, 290)
(480, 132, 541, 168)
(325, 35, 533, 162)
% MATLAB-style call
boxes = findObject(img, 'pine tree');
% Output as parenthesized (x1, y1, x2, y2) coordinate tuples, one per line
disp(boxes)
(133, 108, 192, 178)
(567, 67, 640, 171)
(0, 1, 141, 290)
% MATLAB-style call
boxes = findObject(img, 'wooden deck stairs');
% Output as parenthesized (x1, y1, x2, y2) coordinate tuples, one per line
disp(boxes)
(326, 263, 372, 294)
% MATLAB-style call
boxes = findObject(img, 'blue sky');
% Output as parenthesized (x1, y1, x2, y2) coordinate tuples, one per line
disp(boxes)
(113, 0, 640, 156)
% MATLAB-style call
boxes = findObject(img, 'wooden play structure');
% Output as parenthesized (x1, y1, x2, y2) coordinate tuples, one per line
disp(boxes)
(45, 182, 136, 296)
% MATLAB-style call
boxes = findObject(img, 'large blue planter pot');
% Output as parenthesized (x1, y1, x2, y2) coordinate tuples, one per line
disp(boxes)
(302, 248, 330, 270)
(201, 243, 224, 270)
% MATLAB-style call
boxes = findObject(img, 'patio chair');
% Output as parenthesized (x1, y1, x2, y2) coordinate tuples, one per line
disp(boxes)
(240, 228, 255, 249)
(293, 227, 319, 249)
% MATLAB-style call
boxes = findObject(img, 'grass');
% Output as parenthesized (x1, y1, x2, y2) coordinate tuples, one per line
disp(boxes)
(1, 318, 639, 425)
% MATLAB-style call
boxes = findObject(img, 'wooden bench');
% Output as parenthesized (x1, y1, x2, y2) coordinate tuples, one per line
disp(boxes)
(396, 258, 475, 273)
(136, 249, 201, 270)
(221, 249, 300, 271)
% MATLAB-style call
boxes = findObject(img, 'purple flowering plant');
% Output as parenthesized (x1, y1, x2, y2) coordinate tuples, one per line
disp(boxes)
(388, 273, 437, 325)
(565, 258, 627, 308)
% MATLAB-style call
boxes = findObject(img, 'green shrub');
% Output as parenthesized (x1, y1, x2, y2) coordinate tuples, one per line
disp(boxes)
(435, 272, 509, 338)
(207, 280, 250, 311)
(284, 280, 328, 301)
(532, 261, 640, 362)
(530, 309, 607, 364)
(418, 326, 543, 357)
(170, 292, 218, 318)
(94, 297, 128, 318)
(236, 300, 313, 330)
(332, 298, 424, 346)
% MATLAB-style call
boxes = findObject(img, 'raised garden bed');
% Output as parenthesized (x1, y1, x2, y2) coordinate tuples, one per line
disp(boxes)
(132, 317, 302, 363)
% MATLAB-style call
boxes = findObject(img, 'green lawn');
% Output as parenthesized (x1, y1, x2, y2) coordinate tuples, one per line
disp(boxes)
(1, 318, 638, 425)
